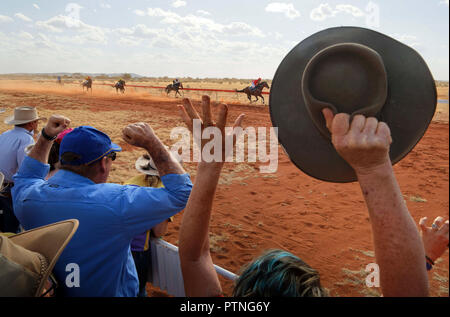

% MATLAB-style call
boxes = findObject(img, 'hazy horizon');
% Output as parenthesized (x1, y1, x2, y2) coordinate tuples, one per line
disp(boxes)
(0, 1, 448, 80)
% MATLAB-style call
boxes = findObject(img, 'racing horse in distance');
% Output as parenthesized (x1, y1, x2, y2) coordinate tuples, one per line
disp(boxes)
(114, 80, 126, 94)
(81, 78, 93, 93)
(236, 81, 270, 104)
(165, 82, 184, 98)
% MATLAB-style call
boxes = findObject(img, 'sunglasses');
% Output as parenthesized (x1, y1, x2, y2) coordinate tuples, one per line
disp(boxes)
(106, 152, 117, 161)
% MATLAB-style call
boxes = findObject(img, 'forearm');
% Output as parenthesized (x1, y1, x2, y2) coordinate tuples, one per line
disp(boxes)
(357, 161, 428, 296)
(179, 163, 223, 260)
(28, 134, 53, 165)
(143, 137, 185, 176)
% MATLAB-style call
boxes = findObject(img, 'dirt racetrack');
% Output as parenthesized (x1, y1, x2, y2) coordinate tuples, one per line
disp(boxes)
(0, 80, 448, 297)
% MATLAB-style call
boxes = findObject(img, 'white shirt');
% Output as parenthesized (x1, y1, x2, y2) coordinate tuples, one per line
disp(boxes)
(0, 126, 35, 182)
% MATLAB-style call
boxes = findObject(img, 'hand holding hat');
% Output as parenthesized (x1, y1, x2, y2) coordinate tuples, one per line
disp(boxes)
(322, 109, 393, 176)
(270, 27, 437, 183)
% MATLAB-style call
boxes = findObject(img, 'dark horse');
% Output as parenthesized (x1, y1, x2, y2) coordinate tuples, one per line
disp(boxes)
(114, 81, 126, 94)
(81, 78, 92, 93)
(236, 81, 270, 104)
(165, 83, 184, 97)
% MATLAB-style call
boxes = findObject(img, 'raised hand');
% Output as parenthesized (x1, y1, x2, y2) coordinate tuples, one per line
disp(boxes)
(322, 108, 392, 175)
(419, 216, 449, 263)
(122, 122, 157, 149)
(44, 115, 71, 138)
(178, 96, 245, 163)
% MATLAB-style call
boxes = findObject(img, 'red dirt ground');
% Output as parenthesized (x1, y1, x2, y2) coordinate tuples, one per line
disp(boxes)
(0, 81, 448, 297)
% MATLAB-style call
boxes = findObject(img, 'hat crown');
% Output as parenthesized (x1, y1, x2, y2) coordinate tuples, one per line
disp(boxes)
(302, 43, 388, 139)
(14, 107, 39, 121)
(4, 106, 46, 125)
(60, 126, 121, 165)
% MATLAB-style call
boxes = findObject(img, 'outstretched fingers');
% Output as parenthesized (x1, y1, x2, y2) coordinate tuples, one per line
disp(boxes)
(202, 95, 213, 127)
(232, 114, 245, 146)
(178, 105, 193, 132)
(216, 104, 229, 133)
(183, 98, 201, 122)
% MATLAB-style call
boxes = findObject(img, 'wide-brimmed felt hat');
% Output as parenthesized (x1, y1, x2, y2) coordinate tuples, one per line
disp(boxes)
(4, 106, 47, 125)
(269, 27, 437, 183)
(135, 148, 183, 176)
(0, 219, 79, 297)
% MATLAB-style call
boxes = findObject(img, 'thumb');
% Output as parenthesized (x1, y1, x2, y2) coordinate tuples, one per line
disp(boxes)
(419, 217, 428, 232)
(322, 108, 334, 133)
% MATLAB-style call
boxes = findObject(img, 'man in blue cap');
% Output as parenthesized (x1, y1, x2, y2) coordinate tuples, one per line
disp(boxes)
(12, 115, 192, 297)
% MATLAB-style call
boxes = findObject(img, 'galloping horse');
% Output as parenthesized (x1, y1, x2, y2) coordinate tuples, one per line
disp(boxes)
(114, 81, 126, 94)
(165, 83, 183, 97)
(81, 78, 92, 93)
(236, 81, 270, 104)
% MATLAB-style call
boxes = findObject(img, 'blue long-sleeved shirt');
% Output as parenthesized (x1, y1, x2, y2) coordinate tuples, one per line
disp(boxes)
(0, 127, 34, 182)
(12, 156, 192, 297)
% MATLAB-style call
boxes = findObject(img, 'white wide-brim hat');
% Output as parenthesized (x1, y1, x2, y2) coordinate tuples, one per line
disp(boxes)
(4, 106, 47, 125)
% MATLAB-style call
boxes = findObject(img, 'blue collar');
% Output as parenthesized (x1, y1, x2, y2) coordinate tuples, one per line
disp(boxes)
(49, 169, 96, 187)
(13, 126, 34, 136)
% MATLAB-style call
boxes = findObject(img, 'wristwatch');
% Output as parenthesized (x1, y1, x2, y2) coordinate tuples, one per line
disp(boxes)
(41, 128, 57, 141)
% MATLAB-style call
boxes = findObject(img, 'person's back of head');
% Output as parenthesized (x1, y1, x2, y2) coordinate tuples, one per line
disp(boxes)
(58, 126, 121, 183)
(232, 249, 326, 297)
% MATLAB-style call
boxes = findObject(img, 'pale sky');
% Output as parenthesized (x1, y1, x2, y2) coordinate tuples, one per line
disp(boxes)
(0, 0, 448, 79)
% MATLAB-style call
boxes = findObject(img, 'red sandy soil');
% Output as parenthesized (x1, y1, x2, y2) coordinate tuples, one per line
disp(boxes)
(0, 81, 448, 297)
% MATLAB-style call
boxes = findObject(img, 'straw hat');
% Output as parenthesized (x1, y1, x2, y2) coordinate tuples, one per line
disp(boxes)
(4, 106, 47, 125)
(0, 219, 79, 297)
(135, 149, 183, 176)
(270, 27, 437, 183)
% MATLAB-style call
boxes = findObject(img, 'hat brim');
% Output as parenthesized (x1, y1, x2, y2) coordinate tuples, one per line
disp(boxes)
(111, 143, 122, 152)
(4, 116, 48, 125)
(269, 27, 437, 183)
(9, 220, 79, 296)
(135, 149, 183, 176)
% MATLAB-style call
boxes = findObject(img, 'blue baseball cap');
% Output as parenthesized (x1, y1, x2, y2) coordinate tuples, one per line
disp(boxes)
(59, 126, 122, 165)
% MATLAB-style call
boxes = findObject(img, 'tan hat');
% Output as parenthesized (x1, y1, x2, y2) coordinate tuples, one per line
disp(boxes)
(0, 219, 79, 297)
(135, 149, 183, 176)
(4, 106, 47, 125)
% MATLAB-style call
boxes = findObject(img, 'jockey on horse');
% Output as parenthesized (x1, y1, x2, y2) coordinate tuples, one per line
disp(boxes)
(82, 76, 93, 92)
(173, 78, 181, 89)
(250, 78, 262, 92)
(236, 78, 270, 104)
(114, 78, 126, 94)
(166, 79, 183, 97)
